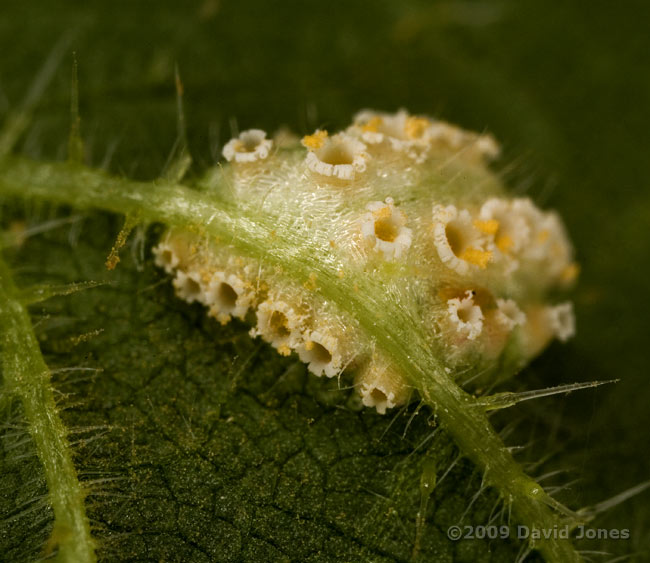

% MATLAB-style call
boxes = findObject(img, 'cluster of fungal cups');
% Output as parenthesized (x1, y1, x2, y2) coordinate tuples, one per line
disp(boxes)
(153, 109, 578, 414)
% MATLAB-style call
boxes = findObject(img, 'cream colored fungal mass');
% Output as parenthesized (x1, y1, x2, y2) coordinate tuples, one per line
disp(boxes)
(153, 109, 578, 414)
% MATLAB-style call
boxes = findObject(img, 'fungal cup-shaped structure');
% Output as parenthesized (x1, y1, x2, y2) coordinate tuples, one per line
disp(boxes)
(222, 129, 273, 163)
(302, 130, 368, 180)
(297, 330, 343, 378)
(361, 197, 412, 260)
(251, 297, 305, 356)
(206, 272, 253, 324)
(446, 290, 485, 341)
(355, 354, 411, 414)
(153, 108, 578, 414)
(433, 204, 493, 275)
(172, 270, 204, 304)
(494, 298, 527, 331)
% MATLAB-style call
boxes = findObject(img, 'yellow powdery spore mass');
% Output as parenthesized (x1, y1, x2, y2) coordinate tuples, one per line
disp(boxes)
(154, 109, 577, 414)
(301, 129, 329, 150)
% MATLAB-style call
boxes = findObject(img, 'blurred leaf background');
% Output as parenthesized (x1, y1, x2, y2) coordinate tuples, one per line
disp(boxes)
(1, 0, 649, 561)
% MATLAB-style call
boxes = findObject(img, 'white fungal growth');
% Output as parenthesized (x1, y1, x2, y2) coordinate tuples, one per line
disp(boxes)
(510, 198, 550, 262)
(352, 109, 402, 144)
(548, 302, 576, 342)
(473, 134, 501, 160)
(512, 199, 558, 260)
(205, 272, 253, 324)
(479, 198, 531, 257)
(352, 109, 500, 162)
(222, 129, 273, 163)
(297, 330, 343, 378)
(433, 205, 492, 274)
(152, 240, 180, 274)
(302, 130, 368, 180)
(151, 109, 578, 414)
(251, 298, 304, 356)
(172, 270, 204, 304)
(447, 290, 484, 340)
(498, 199, 577, 284)
(353, 109, 429, 145)
(537, 212, 575, 281)
(520, 302, 576, 358)
(355, 360, 410, 414)
(152, 230, 198, 273)
(350, 109, 436, 162)
(495, 298, 527, 331)
(360, 197, 412, 260)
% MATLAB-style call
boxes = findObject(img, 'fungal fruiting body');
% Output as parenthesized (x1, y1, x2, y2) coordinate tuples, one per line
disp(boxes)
(153, 110, 577, 413)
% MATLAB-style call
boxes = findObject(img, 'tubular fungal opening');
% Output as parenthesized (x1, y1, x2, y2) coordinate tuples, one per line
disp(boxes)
(173, 271, 203, 303)
(447, 290, 484, 340)
(206, 273, 253, 323)
(375, 214, 398, 242)
(369, 388, 387, 403)
(159, 248, 175, 267)
(154, 245, 179, 273)
(269, 310, 291, 338)
(215, 282, 238, 310)
(252, 298, 305, 355)
(222, 129, 273, 163)
(298, 331, 341, 377)
(306, 342, 332, 364)
(434, 205, 492, 273)
(361, 198, 412, 260)
(355, 357, 410, 414)
(319, 143, 354, 166)
(548, 302, 576, 342)
(495, 298, 526, 330)
(480, 198, 530, 257)
(303, 131, 368, 180)
(156, 248, 178, 274)
(360, 384, 397, 415)
(445, 224, 465, 255)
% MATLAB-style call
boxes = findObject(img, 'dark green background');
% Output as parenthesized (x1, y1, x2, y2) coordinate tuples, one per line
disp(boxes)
(1, 1, 649, 561)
